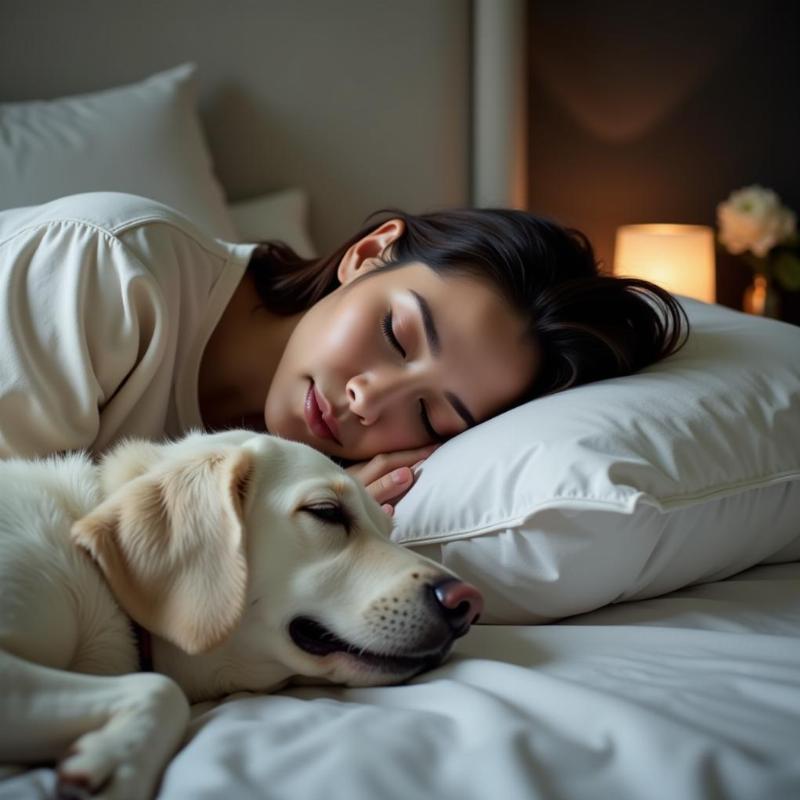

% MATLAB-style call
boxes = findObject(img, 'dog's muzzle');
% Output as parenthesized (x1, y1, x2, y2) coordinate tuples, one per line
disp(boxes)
(288, 577, 484, 678)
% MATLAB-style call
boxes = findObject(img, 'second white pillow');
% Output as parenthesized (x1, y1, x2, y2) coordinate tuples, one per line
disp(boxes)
(0, 63, 236, 239)
(228, 188, 316, 257)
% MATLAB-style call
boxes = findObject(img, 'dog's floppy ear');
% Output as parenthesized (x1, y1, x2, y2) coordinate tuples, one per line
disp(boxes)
(72, 447, 254, 655)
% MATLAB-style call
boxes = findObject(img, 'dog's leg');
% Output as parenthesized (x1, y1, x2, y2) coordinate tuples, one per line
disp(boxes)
(0, 649, 189, 799)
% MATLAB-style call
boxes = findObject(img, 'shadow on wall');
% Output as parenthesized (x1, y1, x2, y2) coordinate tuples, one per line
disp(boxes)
(527, 0, 800, 317)
(531, 1, 753, 144)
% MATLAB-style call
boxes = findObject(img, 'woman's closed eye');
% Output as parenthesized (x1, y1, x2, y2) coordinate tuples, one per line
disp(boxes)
(381, 310, 445, 442)
(381, 310, 405, 358)
(419, 399, 444, 442)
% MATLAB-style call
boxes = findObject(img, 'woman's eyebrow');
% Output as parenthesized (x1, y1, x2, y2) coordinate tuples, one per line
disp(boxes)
(408, 289, 477, 429)
(409, 289, 441, 356)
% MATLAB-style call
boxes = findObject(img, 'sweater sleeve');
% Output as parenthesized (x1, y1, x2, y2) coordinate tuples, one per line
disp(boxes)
(0, 218, 166, 458)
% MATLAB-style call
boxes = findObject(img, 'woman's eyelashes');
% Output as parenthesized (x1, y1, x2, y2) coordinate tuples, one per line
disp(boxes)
(380, 310, 445, 443)
(419, 400, 444, 442)
(381, 310, 405, 358)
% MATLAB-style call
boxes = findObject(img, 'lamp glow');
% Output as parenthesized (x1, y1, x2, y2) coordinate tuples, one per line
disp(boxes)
(613, 224, 716, 303)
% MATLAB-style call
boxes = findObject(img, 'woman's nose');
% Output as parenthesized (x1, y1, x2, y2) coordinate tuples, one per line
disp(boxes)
(346, 370, 408, 425)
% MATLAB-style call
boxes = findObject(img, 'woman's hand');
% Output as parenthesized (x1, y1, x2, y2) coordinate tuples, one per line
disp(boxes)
(345, 444, 440, 516)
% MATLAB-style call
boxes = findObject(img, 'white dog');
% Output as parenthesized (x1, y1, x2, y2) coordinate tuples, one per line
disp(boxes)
(0, 430, 482, 799)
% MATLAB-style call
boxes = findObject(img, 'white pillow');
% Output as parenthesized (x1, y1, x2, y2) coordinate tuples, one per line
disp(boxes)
(0, 63, 236, 239)
(228, 188, 317, 258)
(392, 298, 800, 623)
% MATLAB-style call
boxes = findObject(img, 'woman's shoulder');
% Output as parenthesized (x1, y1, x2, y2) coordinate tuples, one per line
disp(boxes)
(0, 192, 219, 246)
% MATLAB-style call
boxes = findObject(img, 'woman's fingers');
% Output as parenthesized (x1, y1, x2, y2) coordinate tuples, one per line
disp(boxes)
(345, 444, 442, 515)
(365, 465, 415, 506)
(348, 444, 440, 486)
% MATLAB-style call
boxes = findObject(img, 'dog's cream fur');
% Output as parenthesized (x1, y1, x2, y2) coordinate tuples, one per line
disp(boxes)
(0, 430, 469, 798)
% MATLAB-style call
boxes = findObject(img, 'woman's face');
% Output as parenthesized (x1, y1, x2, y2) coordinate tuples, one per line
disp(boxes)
(264, 254, 538, 461)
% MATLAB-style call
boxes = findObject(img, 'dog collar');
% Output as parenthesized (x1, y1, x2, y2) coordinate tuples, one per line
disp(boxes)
(132, 621, 154, 672)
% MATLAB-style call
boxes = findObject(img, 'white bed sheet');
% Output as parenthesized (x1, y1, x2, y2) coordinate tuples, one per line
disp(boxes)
(4, 562, 799, 799)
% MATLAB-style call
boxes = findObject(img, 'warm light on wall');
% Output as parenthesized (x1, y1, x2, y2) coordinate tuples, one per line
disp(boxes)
(613, 224, 716, 303)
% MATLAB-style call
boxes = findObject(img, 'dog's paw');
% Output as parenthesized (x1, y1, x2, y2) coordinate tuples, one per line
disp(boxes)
(55, 762, 101, 799)
(56, 737, 139, 799)
(56, 781, 93, 800)
(56, 674, 189, 799)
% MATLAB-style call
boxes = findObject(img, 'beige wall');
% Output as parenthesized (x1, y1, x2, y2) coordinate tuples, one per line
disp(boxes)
(0, 0, 471, 253)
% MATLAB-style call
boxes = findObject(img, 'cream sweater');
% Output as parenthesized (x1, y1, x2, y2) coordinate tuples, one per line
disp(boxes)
(0, 192, 255, 458)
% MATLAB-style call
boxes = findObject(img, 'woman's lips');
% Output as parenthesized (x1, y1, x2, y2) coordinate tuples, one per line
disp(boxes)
(304, 382, 341, 444)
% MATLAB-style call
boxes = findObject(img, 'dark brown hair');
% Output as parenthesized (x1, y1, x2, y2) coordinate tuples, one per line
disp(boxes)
(248, 207, 689, 403)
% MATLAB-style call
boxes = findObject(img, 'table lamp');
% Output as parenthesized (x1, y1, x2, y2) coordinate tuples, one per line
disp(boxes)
(613, 224, 716, 303)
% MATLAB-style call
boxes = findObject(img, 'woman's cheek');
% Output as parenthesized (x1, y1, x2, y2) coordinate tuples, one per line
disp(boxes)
(378, 417, 429, 454)
(326, 305, 380, 362)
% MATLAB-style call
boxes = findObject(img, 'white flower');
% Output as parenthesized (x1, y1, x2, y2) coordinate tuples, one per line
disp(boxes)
(717, 185, 796, 258)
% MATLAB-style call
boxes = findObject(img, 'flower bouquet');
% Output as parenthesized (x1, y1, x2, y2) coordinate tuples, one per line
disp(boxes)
(716, 186, 800, 318)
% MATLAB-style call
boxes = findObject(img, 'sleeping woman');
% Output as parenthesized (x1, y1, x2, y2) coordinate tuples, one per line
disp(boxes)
(0, 192, 688, 510)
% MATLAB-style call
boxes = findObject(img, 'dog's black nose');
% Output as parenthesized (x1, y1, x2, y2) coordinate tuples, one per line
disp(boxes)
(430, 577, 483, 636)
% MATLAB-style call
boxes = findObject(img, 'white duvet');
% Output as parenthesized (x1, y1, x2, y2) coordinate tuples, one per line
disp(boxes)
(4, 563, 799, 799)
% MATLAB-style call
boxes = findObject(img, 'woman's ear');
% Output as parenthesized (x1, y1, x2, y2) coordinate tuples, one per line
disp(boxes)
(337, 218, 405, 285)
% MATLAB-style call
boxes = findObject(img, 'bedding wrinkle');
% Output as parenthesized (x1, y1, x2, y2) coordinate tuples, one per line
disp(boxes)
(24, 564, 789, 800)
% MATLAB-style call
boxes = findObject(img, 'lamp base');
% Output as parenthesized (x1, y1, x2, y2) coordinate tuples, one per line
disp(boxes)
(743, 274, 780, 318)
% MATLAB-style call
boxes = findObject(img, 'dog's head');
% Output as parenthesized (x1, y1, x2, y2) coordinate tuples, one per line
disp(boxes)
(71, 431, 482, 694)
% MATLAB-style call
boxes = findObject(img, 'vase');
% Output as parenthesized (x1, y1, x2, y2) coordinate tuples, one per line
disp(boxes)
(743, 273, 781, 319)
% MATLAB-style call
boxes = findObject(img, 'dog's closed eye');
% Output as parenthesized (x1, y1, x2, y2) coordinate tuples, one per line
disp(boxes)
(301, 502, 352, 532)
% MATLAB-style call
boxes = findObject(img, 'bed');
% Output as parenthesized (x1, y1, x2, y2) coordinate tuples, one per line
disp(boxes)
(4, 562, 799, 799)
(1, 2, 799, 798)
